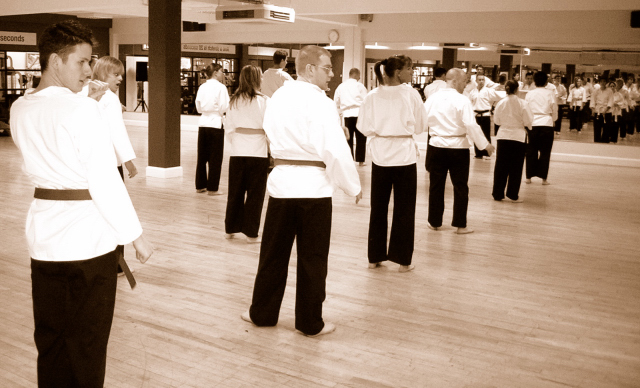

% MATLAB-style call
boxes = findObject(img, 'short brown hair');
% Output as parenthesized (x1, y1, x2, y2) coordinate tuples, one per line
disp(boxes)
(295, 45, 331, 75)
(38, 20, 95, 71)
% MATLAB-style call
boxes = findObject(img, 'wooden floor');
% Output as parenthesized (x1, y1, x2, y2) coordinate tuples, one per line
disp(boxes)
(1, 126, 640, 388)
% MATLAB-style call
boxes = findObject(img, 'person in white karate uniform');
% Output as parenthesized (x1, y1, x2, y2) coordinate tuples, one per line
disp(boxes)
(242, 45, 361, 338)
(10, 20, 153, 387)
(224, 65, 269, 244)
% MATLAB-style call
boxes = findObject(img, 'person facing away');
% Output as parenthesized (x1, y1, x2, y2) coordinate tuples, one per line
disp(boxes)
(261, 49, 294, 98)
(195, 63, 229, 195)
(9, 19, 153, 387)
(524, 71, 558, 185)
(223, 65, 270, 244)
(357, 55, 427, 273)
(424, 66, 448, 101)
(492, 80, 533, 203)
(334, 67, 368, 165)
(423, 68, 495, 235)
(241, 45, 362, 337)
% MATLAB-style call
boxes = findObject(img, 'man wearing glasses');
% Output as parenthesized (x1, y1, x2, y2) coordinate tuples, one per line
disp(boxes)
(242, 45, 362, 337)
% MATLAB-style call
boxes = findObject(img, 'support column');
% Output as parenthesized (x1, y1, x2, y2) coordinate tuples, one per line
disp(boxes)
(566, 64, 575, 85)
(342, 26, 364, 83)
(499, 55, 513, 79)
(147, 0, 183, 178)
(542, 63, 552, 75)
(442, 48, 457, 71)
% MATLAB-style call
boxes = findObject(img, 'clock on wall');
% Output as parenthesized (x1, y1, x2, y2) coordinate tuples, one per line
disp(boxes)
(328, 29, 339, 43)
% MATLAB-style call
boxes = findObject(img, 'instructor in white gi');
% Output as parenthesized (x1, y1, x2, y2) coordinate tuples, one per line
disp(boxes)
(242, 45, 361, 337)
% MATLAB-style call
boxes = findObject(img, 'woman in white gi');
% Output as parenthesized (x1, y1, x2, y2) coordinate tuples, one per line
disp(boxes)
(90, 56, 138, 274)
(567, 77, 587, 133)
(357, 55, 427, 272)
(195, 63, 229, 195)
(224, 65, 269, 243)
(492, 80, 533, 202)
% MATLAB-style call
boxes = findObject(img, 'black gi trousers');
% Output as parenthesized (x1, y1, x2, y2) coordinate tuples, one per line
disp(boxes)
(594, 113, 607, 143)
(31, 250, 118, 388)
(249, 197, 332, 336)
(368, 163, 416, 266)
(474, 115, 491, 158)
(492, 140, 526, 201)
(526, 126, 554, 180)
(569, 106, 583, 131)
(555, 105, 565, 132)
(345, 117, 367, 163)
(196, 126, 224, 191)
(225, 156, 269, 238)
(427, 147, 470, 228)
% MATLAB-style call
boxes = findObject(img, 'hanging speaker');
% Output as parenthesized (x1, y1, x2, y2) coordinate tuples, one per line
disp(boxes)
(136, 61, 148, 82)
(632, 11, 640, 28)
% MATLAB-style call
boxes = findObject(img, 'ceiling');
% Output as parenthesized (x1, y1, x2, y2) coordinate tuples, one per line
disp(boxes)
(1, 0, 639, 68)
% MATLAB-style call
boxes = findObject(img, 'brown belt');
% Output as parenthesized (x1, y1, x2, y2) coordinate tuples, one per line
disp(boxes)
(34, 188, 92, 201)
(235, 127, 265, 135)
(33, 187, 137, 289)
(273, 159, 326, 168)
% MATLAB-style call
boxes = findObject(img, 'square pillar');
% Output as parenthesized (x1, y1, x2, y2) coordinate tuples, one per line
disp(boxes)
(442, 48, 457, 71)
(147, 0, 183, 178)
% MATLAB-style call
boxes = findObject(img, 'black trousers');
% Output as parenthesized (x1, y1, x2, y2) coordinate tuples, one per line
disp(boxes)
(249, 197, 332, 336)
(526, 126, 554, 180)
(31, 250, 118, 388)
(196, 126, 224, 191)
(368, 163, 416, 266)
(492, 140, 526, 201)
(594, 114, 606, 143)
(555, 105, 565, 132)
(569, 106, 583, 131)
(474, 116, 491, 158)
(345, 117, 367, 162)
(627, 106, 637, 135)
(225, 156, 269, 238)
(427, 147, 470, 228)
(634, 106, 640, 135)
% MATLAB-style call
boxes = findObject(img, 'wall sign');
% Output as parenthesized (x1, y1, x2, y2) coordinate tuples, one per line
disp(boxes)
(182, 43, 236, 54)
(0, 31, 37, 46)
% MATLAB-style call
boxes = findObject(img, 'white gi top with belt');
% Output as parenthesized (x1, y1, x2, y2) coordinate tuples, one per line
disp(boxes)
(567, 86, 587, 108)
(469, 86, 503, 116)
(525, 87, 558, 127)
(80, 86, 136, 166)
(357, 84, 427, 166)
(423, 88, 490, 150)
(263, 80, 361, 198)
(493, 95, 533, 143)
(592, 87, 613, 114)
(10, 87, 143, 262)
(195, 78, 229, 128)
(261, 68, 294, 98)
(334, 78, 367, 118)
(225, 95, 269, 157)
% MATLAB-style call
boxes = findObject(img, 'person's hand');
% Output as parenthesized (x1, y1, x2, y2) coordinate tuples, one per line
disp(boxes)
(485, 144, 496, 156)
(87, 80, 109, 101)
(124, 160, 138, 178)
(133, 234, 154, 264)
(343, 126, 350, 140)
(355, 191, 363, 204)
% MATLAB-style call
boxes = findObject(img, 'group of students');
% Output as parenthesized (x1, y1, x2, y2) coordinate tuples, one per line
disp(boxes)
(11, 18, 638, 386)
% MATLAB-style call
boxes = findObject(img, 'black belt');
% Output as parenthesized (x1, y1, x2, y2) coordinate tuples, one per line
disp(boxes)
(474, 110, 490, 117)
(273, 159, 326, 168)
(34, 188, 92, 200)
(33, 187, 137, 289)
